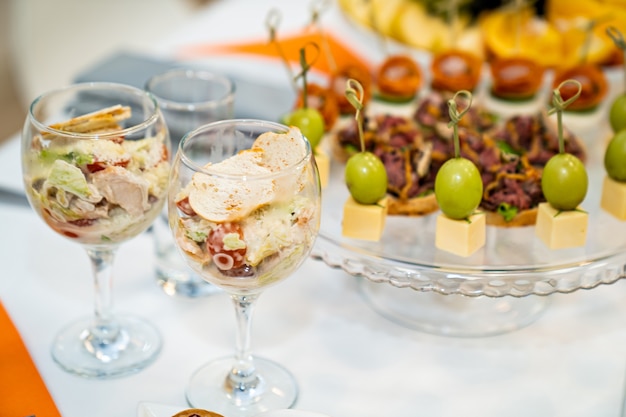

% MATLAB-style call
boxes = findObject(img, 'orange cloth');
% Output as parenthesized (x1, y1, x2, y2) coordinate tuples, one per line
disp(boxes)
(0, 301, 61, 417)
(178, 29, 372, 78)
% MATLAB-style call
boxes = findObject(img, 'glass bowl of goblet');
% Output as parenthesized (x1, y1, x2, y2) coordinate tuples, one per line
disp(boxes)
(21, 82, 171, 378)
(168, 119, 321, 416)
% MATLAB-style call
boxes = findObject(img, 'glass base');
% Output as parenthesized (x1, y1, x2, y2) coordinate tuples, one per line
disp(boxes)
(156, 272, 221, 298)
(51, 315, 161, 378)
(186, 356, 298, 416)
(358, 278, 550, 337)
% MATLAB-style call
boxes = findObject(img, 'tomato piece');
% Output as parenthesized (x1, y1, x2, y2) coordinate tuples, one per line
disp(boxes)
(86, 159, 130, 173)
(176, 196, 196, 216)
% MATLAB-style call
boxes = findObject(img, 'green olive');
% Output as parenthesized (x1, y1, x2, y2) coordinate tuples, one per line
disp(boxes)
(345, 152, 387, 204)
(605, 129, 626, 181)
(434, 157, 483, 220)
(287, 107, 325, 149)
(609, 94, 626, 134)
(542, 153, 588, 210)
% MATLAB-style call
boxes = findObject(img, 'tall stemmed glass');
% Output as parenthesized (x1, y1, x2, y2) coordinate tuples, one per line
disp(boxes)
(21, 82, 171, 378)
(168, 119, 321, 415)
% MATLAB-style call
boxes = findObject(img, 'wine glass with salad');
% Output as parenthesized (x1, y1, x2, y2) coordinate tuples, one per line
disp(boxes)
(21, 82, 171, 377)
(168, 119, 321, 415)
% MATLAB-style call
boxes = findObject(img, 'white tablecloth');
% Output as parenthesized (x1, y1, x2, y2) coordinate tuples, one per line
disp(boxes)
(4, 126, 626, 417)
(4, 1, 626, 416)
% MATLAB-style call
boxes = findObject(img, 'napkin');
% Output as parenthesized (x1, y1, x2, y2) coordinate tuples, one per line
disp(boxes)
(178, 29, 371, 77)
(0, 301, 61, 417)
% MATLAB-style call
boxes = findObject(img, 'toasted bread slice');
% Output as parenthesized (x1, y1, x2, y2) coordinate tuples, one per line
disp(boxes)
(188, 148, 275, 222)
(485, 207, 538, 227)
(387, 193, 439, 216)
(189, 127, 310, 222)
(47, 104, 132, 134)
(252, 126, 307, 172)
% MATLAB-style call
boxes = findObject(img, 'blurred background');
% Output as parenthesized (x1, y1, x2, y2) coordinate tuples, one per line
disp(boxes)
(1, 0, 624, 143)
(0, 0, 213, 143)
(0, 0, 24, 142)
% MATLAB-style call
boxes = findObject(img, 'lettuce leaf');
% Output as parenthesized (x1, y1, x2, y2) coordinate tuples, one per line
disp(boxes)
(47, 159, 95, 200)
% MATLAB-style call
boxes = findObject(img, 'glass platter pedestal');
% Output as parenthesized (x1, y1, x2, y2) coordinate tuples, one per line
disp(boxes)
(357, 280, 549, 337)
(312, 158, 626, 338)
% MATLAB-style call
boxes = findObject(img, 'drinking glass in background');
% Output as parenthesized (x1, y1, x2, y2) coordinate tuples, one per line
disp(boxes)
(145, 69, 235, 297)
(21, 82, 171, 377)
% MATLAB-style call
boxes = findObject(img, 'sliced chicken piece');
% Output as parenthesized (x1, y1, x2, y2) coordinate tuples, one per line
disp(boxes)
(91, 166, 150, 217)
(70, 198, 109, 220)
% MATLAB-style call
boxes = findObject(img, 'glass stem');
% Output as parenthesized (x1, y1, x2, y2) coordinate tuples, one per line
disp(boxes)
(226, 293, 262, 397)
(83, 245, 126, 362)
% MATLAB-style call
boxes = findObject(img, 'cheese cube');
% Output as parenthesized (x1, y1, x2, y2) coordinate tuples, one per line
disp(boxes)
(435, 212, 486, 257)
(342, 196, 388, 241)
(314, 148, 330, 189)
(535, 202, 588, 249)
(601, 175, 626, 220)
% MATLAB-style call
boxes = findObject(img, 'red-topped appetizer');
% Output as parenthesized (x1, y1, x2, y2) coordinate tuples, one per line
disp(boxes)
(431, 49, 482, 93)
(329, 63, 373, 115)
(489, 56, 545, 100)
(375, 54, 422, 102)
(551, 63, 607, 112)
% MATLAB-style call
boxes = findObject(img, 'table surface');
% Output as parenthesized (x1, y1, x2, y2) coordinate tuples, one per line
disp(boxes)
(4, 1, 626, 416)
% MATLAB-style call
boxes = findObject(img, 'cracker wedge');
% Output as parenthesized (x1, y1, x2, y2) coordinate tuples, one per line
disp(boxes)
(188, 148, 275, 222)
(252, 126, 307, 171)
(46, 105, 131, 135)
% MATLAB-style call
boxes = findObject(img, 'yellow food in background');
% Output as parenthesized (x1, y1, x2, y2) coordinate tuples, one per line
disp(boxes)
(393, 1, 477, 55)
(559, 27, 615, 67)
(339, 0, 481, 57)
(547, 0, 624, 66)
(391, 1, 454, 51)
(479, 6, 564, 67)
(370, 0, 405, 35)
(454, 25, 484, 58)
(338, 0, 626, 67)
(338, 0, 371, 27)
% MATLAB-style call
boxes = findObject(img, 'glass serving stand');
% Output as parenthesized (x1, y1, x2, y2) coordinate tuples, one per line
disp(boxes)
(311, 111, 626, 337)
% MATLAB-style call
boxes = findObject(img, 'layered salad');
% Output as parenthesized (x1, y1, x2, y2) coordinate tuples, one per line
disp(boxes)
(23, 105, 170, 244)
(172, 127, 319, 294)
